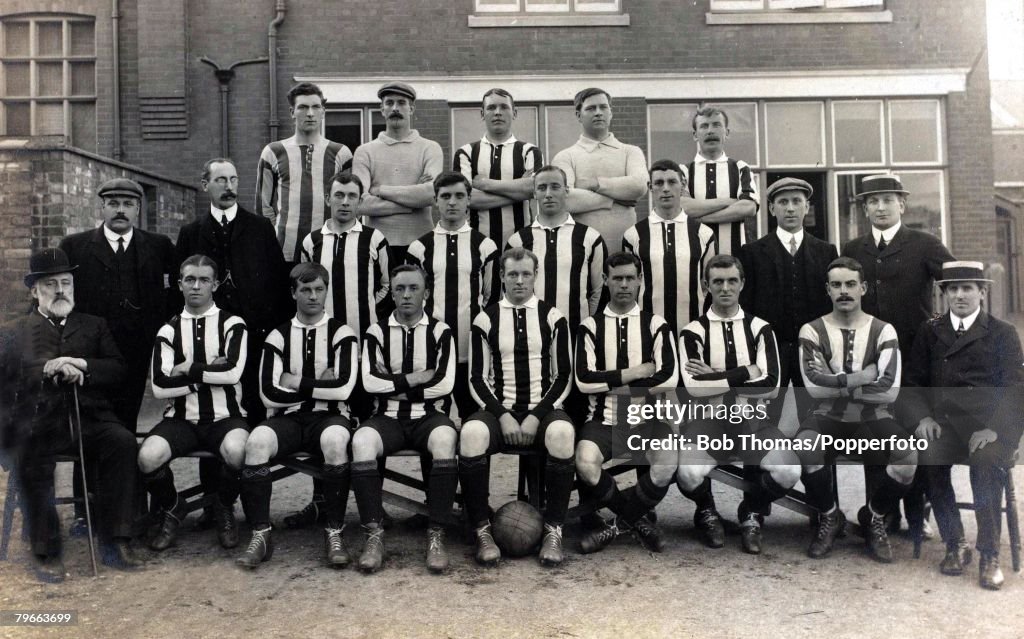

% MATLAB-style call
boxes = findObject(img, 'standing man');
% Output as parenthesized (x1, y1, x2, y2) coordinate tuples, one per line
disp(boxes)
(683, 107, 759, 255)
(904, 261, 1024, 590)
(256, 82, 353, 265)
(351, 264, 459, 574)
(552, 87, 648, 250)
(841, 174, 955, 536)
(408, 172, 500, 419)
(574, 252, 679, 555)
(460, 248, 576, 567)
(352, 81, 445, 266)
(453, 88, 543, 250)
(793, 257, 916, 563)
(59, 178, 176, 433)
(623, 159, 716, 336)
(0, 249, 142, 581)
(738, 177, 837, 429)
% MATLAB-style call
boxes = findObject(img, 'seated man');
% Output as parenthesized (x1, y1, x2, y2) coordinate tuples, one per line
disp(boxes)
(138, 255, 250, 552)
(677, 254, 793, 554)
(794, 257, 915, 562)
(0, 249, 142, 581)
(460, 247, 576, 567)
(352, 264, 459, 574)
(904, 261, 1024, 590)
(236, 263, 359, 569)
(574, 252, 679, 554)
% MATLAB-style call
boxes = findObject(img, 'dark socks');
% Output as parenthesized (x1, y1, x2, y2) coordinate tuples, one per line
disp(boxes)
(143, 465, 178, 512)
(868, 469, 910, 517)
(681, 477, 716, 512)
(321, 462, 351, 526)
(543, 456, 575, 526)
(458, 454, 491, 528)
(239, 463, 273, 528)
(428, 458, 459, 527)
(802, 466, 835, 513)
(351, 460, 383, 526)
(620, 473, 670, 525)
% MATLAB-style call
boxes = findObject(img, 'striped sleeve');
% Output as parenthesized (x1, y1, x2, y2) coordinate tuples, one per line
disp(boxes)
(151, 322, 191, 399)
(574, 317, 619, 394)
(799, 321, 844, 398)
(854, 321, 901, 404)
(188, 316, 247, 386)
(453, 143, 474, 181)
(736, 160, 759, 206)
(302, 325, 359, 402)
(255, 145, 279, 221)
(259, 327, 300, 409)
(469, 310, 505, 416)
(530, 310, 571, 420)
(735, 319, 780, 399)
(415, 322, 456, 401)
(361, 324, 410, 396)
(631, 316, 679, 392)
(480, 237, 499, 308)
(300, 232, 315, 263)
(679, 321, 726, 398)
(587, 231, 607, 316)
(373, 231, 391, 304)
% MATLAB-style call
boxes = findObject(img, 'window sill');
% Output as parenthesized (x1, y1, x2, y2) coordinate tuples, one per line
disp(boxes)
(468, 13, 630, 27)
(705, 9, 891, 24)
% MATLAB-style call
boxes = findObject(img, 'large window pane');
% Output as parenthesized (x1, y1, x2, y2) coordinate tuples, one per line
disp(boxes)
(4, 102, 31, 135)
(545, 106, 579, 161)
(324, 110, 361, 150)
(3, 62, 30, 96)
(36, 102, 64, 135)
(648, 104, 699, 167)
(765, 102, 824, 166)
(476, 0, 521, 10)
(836, 172, 875, 245)
(3, 22, 30, 57)
(71, 101, 95, 150)
(37, 62, 64, 97)
(525, 0, 569, 10)
(69, 22, 94, 56)
(833, 100, 883, 165)
(576, 0, 620, 11)
(899, 171, 943, 239)
(452, 106, 539, 151)
(705, 102, 759, 166)
(890, 100, 940, 164)
(70, 61, 94, 95)
(36, 22, 63, 56)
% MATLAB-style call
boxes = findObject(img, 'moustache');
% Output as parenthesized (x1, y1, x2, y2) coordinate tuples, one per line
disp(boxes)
(112, 214, 129, 221)
(388, 113, 404, 119)
(837, 296, 854, 302)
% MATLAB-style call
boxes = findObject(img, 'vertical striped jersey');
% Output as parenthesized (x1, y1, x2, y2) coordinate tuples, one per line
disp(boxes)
(300, 220, 390, 338)
(255, 136, 353, 263)
(259, 315, 359, 417)
(622, 211, 716, 336)
(575, 305, 679, 426)
(453, 136, 543, 250)
(361, 313, 455, 420)
(151, 304, 247, 423)
(407, 224, 499, 363)
(799, 314, 901, 422)
(470, 296, 572, 419)
(505, 217, 606, 332)
(686, 153, 759, 256)
(680, 309, 780, 407)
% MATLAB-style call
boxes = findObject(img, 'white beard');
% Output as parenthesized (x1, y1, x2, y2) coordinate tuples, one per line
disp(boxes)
(45, 298, 74, 319)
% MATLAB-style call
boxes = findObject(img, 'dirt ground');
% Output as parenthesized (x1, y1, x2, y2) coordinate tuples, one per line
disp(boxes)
(3, 391, 1024, 639)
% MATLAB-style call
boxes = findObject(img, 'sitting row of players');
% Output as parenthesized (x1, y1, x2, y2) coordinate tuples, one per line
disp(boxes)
(9, 225, 1019, 592)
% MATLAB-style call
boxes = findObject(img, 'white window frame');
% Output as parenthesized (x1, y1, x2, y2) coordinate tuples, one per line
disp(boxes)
(476, 0, 621, 12)
(763, 101, 826, 168)
(892, 168, 948, 245)
(449, 105, 541, 152)
(831, 99, 886, 167)
(712, 0, 882, 9)
(887, 98, 944, 166)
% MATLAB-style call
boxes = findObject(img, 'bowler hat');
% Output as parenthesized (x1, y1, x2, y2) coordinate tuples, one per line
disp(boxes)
(767, 177, 813, 202)
(24, 248, 77, 288)
(856, 174, 909, 199)
(98, 178, 144, 200)
(936, 261, 992, 285)
(377, 81, 417, 101)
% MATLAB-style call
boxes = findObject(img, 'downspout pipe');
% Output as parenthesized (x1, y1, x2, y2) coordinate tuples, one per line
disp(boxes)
(111, 0, 121, 159)
(268, 0, 287, 141)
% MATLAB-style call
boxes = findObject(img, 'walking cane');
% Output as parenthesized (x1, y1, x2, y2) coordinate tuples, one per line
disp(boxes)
(68, 384, 99, 577)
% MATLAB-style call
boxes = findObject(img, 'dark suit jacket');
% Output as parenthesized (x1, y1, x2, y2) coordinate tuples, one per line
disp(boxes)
(0, 311, 125, 456)
(903, 311, 1024, 463)
(738, 232, 837, 341)
(59, 226, 176, 356)
(174, 206, 291, 337)
(841, 225, 954, 360)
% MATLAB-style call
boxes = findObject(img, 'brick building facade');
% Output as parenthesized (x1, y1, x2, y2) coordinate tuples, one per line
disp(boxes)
(0, 0, 1000, 312)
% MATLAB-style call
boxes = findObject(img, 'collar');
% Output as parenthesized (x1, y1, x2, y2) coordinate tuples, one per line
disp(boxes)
(531, 215, 574, 230)
(694, 151, 729, 165)
(211, 204, 238, 224)
(388, 312, 430, 328)
(706, 308, 746, 322)
(36, 308, 67, 326)
(603, 303, 641, 318)
(871, 222, 901, 245)
(322, 219, 363, 236)
(181, 303, 220, 320)
(103, 224, 133, 249)
(499, 295, 539, 310)
(649, 209, 688, 225)
(951, 307, 981, 332)
(284, 134, 325, 148)
(378, 130, 422, 146)
(482, 134, 518, 147)
(775, 227, 804, 248)
(292, 314, 330, 329)
(575, 133, 623, 153)
(434, 222, 472, 235)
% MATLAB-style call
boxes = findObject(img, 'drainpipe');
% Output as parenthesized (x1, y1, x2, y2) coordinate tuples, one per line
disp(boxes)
(267, 0, 287, 141)
(200, 56, 269, 157)
(111, 0, 122, 159)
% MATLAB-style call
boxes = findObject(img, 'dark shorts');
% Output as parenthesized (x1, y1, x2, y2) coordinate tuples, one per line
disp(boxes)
(578, 419, 674, 464)
(465, 409, 573, 455)
(798, 414, 914, 465)
(684, 418, 787, 463)
(358, 412, 455, 456)
(259, 411, 353, 458)
(147, 416, 250, 459)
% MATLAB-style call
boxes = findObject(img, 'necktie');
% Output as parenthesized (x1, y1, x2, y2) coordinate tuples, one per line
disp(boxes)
(877, 236, 887, 252)
(789, 237, 798, 256)
(116, 237, 125, 255)
(956, 321, 966, 339)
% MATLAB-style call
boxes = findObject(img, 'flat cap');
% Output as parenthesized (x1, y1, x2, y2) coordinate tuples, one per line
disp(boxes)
(377, 81, 416, 101)
(766, 177, 813, 201)
(98, 177, 143, 200)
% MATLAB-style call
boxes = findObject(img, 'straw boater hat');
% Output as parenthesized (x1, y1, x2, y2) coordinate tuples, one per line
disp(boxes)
(24, 248, 77, 288)
(936, 261, 992, 285)
(856, 174, 909, 199)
